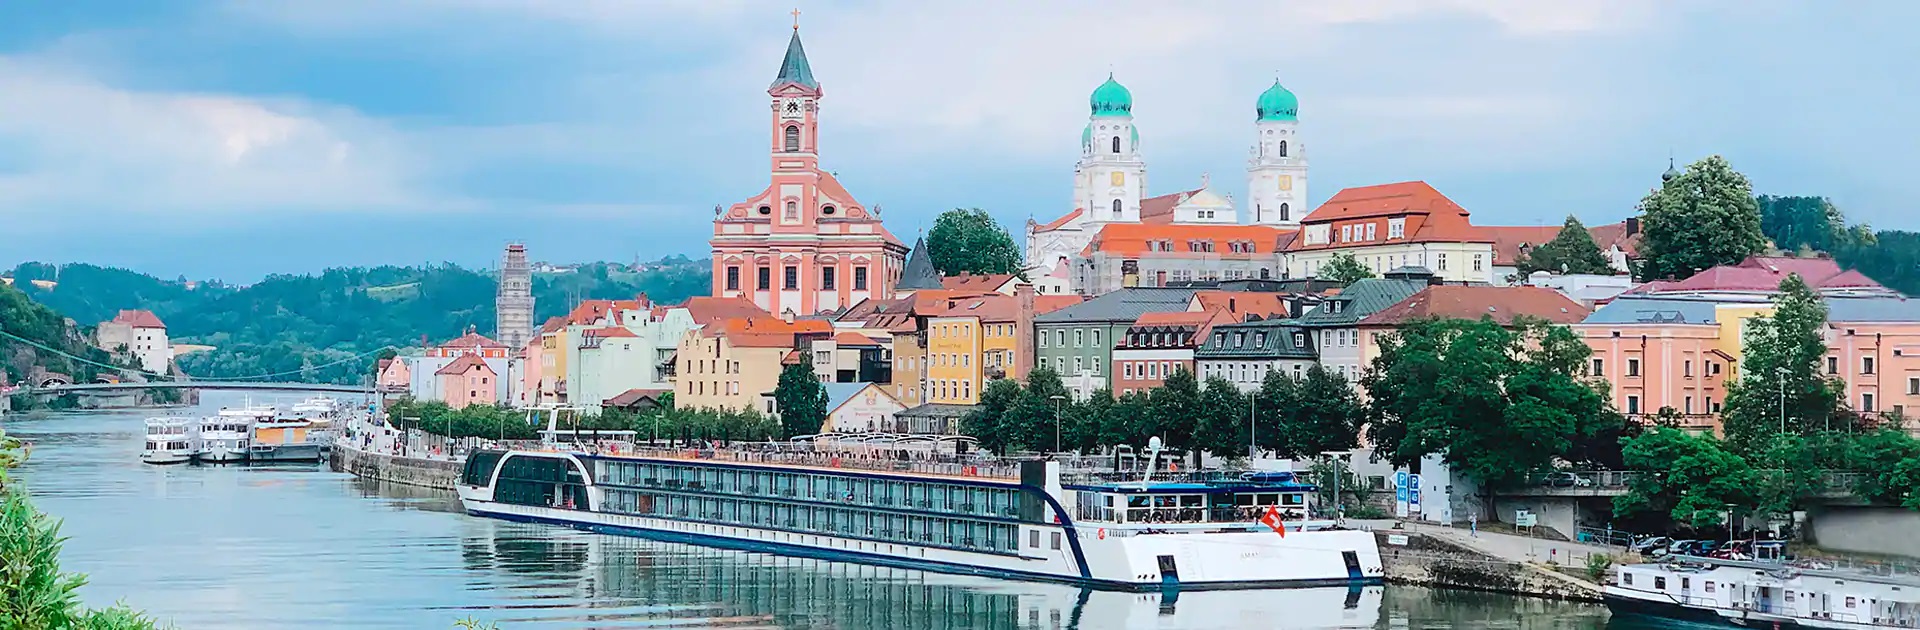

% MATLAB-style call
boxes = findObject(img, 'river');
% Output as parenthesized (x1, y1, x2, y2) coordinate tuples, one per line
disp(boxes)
(7, 393, 1678, 629)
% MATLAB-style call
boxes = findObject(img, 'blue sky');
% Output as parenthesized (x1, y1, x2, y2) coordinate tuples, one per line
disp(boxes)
(3, 1, 1918, 282)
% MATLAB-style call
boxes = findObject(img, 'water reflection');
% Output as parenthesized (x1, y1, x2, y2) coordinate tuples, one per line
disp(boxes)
(6, 393, 1627, 629)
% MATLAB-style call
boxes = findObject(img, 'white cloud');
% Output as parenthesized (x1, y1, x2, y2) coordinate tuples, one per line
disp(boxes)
(0, 56, 450, 219)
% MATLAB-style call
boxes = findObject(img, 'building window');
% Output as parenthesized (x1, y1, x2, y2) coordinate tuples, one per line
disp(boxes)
(1279, 203, 1290, 221)
(1111, 136, 1122, 154)
(784, 266, 799, 290)
(725, 266, 741, 291)
(1124, 362, 1135, 379)
(1111, 199, 1123, 217)
(757, 267, 772, 290)
(1365, 223, 1377, 240)
(1341, 225, 1353, 242)
(1685, 396, 1694, 414)
(1590, 358, 1604, 377)
(1074, 330, 1084, 347)
(1436, 254, 1448, 271)
(1863, 392, 1876, 412)
(1627, 358, 1640, 377)
(1863, 356, 1876, 374)
(1473, 254, 1484, 272)
(784, 125, 800, 152)
(1684, 360, 1692, 377)
(1073, 356, 1084, 374)
(1057, 330, 1067, 347)
(1828, 356, 1839, 374)
(1388, 219, 1405, 239)
(784, 201, 799, 221)
(1277, 140, 1287, 157)
(1039, 332, 1048, 349)
(1627, 395, 1641, 414)
(854, 267, 868, 290)
(821, 267, 836, 290)
(1909, 377, 1919, 395)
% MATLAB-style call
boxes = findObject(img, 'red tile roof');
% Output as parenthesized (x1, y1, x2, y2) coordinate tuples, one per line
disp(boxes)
(676, 295, 769, 324)
(1139, 188, 1206, 224)
(112, 309, 166, 329)
(538, 316, 567, 334)
(440, 331, 508, 348)
(1359, 285, 1591, 326)
(831, 331, 886, 347)
(1484, 221, 1641, 266)
(1631, 256, 1887, 294)
(1033, 208, 1083, 232)
(603, 388, 671, 408)
(704, 316, 833, 348)
(1035, 295, 1084, 314)
(434, 354, 495, 376)
(1290, 181, 1490, 252)
(941, 273, 1018, 292)
(1191, 291, 1289, 320)
(1087, 223, 1296, 256)
(583, 326, 638, 338)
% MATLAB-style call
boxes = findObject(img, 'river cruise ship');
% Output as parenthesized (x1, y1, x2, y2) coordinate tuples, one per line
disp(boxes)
(140, 416, 200, 465)
(457, 443, 1384, 591)
(1606, 557, 1920, 628)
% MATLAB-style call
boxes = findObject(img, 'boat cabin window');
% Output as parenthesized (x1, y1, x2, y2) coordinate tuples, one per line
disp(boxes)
(1704, 581, 1715, 593)
(1622, 572, 1633, 586)
(1655, 576, 1666, 590)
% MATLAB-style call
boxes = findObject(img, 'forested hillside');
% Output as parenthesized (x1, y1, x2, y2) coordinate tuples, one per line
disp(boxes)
(1757, 195, 1920, 295)
(0, 282, 147, 408)
(5, 257, 712, 384)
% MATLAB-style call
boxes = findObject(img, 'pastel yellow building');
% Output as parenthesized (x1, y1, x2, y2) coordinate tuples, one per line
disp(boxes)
(674, 316, 831, 413)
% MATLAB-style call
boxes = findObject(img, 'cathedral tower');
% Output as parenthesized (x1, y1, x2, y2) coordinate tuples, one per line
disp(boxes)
(1072, 74, 1147, 225)
(1247, 79, 1306, 227)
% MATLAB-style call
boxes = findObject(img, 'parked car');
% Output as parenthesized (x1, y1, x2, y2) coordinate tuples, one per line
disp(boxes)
(1541, 472, 1593, 488)
(1665, 539, 1701, 556)
(1630, 536, 1673, 555)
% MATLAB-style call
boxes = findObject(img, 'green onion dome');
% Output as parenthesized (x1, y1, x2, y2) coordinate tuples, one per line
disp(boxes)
(1256, 79, 1299, 122)
(1090, 74, 1133, 117)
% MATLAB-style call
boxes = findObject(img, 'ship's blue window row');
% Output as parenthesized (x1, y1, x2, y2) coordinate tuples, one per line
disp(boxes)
(591, 460, 1027, 521)
(599, 487, 1019, 554)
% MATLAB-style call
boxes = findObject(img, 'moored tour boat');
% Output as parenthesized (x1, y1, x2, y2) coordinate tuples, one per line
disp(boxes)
(197, 406, 273, 463)
(457, 438, 1383, 591)
(1606, 557, 1920, 628)
(140, 416, 200, 465)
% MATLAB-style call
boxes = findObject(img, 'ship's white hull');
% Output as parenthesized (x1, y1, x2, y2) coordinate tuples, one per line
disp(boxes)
(459, 487, 1383, 590)
(198, 442, 249, 463)
(140, 450, 193, 465)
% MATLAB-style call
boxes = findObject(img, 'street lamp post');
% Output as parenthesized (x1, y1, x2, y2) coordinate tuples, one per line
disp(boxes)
(1049, 394, 1066, 454)
(1248, 392, 1258, 461)
(1777, 366, 1789, 435)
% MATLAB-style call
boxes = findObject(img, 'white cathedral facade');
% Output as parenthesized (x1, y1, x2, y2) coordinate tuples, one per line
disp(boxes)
(1025, 75, 1309, 294)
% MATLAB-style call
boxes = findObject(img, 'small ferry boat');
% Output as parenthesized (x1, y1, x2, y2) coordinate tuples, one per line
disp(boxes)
(1606, 557, 1920, 628)
(197, 406, 273, 463)
(140, 416, 201, 465)
(248, 415, 325, 463)
(457, 436, 1383, 591)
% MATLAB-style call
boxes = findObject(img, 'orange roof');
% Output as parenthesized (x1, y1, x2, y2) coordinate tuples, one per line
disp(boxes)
(704, 316, 833, 348)
(1483, 220, 1640, 266)
(1033, 208, 1083, 232)
(434, 354, 495, 376)
(942, 273, 1018, 291)
(1088, 223, 1295, 257)
(931, 294, 1021, 323)
(831, 331, 886, 347)
(537, 316, 567, 334)
(112, 309, 166, 329)
(440, 331, 508, 348)
(1358, 285, 1590, 326)
(1291, 181, 1490, 252)
(1191, 291, 1288, 320)
(1139, 188, 1205, 224)
(676, 295, 769, 324)
(1035, 295, 1084, 314)
(583, 326, 637, 338)
(565, 300, 618, 326)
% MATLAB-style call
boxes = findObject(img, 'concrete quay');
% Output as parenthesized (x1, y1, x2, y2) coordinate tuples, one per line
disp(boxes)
(329, 440, 461, 491)
(1364, 521, 1608, 602)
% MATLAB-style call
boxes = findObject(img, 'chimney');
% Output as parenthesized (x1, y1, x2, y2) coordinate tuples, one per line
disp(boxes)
(1014, 283, 1036, 381)
(1625, 216, 1641, 235)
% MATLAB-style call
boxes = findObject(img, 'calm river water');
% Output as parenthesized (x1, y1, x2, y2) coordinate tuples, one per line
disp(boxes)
(8, 393, 1681, 629)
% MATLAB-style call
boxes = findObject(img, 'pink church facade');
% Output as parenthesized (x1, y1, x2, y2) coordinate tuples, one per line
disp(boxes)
(710, 27, 908, 317)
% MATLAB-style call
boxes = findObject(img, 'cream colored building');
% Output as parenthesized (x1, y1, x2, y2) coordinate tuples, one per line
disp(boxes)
(1286, 181, 1496, 284)
(674, 316, 830, 413)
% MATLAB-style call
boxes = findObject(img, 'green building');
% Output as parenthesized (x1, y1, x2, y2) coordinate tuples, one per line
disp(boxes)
(1033, 287, 1198, 399)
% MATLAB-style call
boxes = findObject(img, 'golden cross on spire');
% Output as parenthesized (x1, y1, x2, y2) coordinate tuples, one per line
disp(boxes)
(791, 7, 801, 30)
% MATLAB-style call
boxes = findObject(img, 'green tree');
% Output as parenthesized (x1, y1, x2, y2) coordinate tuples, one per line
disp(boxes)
(1147, 367, 1203, 466)
(1017, 367, 1072, 452)
(1364, 318, 1618, 492)
(1758, 195, 1855, 254)
(1063, 388, 1115, 453)
(1719, 274, 1847, 453)
(1252, 368, 1298, 457)
(1516, 215, 1614, 276)
(773, 362, 828, 438)
(1105, 391, 1152, 451)
(1275, 365, 1368, 459)
(1613, 428, 1756, 531)
(963, 379, 1024, 455)
(1636, 155, 1766, 281)
(926, 209, 1024, 277)
(1847, 429, 1920, 507)
(1195, 376, 1250, 459)
(1317, 252, 1375, 285)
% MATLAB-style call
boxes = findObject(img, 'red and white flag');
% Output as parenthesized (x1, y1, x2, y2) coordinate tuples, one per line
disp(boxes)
(1259, 505, 1286, 537)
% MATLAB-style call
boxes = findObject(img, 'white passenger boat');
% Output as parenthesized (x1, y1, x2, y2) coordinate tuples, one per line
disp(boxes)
(1606, 557, 1920, 628)
(457, 437, 1383, 591)
(197, 406, 273, 463)
(140, 416, 200, 465)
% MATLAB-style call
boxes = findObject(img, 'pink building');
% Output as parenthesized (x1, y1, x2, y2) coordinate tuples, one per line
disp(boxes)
(1576, 298, 1733, 432)
(375, 357, 411, 394)
(436, 355, 498, 409)
(1824, 298, 1920, 420)
(709, 26, 908, 316)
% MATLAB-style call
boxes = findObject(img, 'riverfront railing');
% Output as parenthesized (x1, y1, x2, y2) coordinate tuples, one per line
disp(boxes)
(609, 446, 1026, 480)
(1520, 470, 1864, 496)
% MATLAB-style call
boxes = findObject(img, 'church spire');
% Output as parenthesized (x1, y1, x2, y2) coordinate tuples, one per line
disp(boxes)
(770, 28, 818, 90)
(896, 238, 942, 292)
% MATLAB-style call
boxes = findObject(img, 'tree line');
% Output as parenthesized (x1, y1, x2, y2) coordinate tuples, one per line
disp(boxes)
(385, 394, 783, 444)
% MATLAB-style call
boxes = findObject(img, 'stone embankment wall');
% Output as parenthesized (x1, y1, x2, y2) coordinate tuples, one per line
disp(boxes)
(1376, 531, 1603, 602)
(1808, 507, 1920, 558)
(330, 442, 461, 491)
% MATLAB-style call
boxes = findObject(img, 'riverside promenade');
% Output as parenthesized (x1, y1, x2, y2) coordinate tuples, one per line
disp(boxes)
(1355, 519, 1610, 601)
(330, 417, 464, 490)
